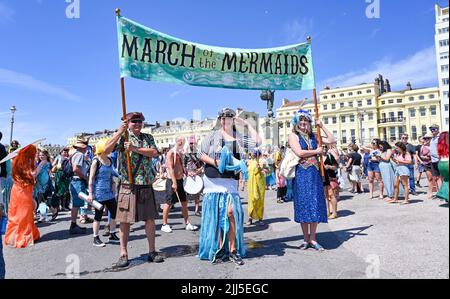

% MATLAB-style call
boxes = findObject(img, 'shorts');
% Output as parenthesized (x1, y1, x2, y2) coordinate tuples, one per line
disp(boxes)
(117, 184, 159, 224)
(395, 165, 410, 177)
(367, 162, 381, 173)
(165, 179, 187, 205)
(94, 198, 117, 222)
(70, 179, 87, 208)
(422, 163, 432, 172)
(418, 164, 424, 173)
(431, 162, 441, 177)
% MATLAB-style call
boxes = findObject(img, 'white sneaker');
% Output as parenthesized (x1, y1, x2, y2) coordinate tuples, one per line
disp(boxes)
(185, 223, 198, 231)
(161, 224, 173, 233)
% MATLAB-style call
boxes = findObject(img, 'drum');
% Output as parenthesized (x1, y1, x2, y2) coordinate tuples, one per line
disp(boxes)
(152, 178, 167, 192)
(183, 176, 204, 195)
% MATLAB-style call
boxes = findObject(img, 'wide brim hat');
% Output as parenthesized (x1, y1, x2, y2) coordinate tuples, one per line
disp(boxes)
(73, 137, 89, 149)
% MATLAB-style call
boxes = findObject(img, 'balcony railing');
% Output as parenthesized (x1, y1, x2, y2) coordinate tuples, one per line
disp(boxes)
(377, 117, 405, 124)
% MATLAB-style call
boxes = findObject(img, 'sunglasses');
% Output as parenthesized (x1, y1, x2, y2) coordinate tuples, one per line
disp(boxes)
(430, 128, 438, 132)
(130, 119, 143, 124)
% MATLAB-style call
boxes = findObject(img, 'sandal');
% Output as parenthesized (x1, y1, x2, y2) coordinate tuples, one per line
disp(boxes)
(51, 211, 59, 222)
(299, 242, 310, 250)
(309, 242, 325, 252)
(401, 201, 410, 205)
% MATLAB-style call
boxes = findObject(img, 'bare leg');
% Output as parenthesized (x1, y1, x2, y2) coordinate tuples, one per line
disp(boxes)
(375, 172, 384, 199)
(227, 202, 237, 252)
(93, 221, 100, 237)
(301, 223, 310, 243)
(145, 220, 156, 252)
(426, 171, 434, 199)
(181, 201, 190, 224)
(368, 172, 375, 198)
(390, 177, 400, 203)
(401, 177, 410, 204)
(119, 223, 130, 257)
(310, 223, 318, 243)
(162, 203, 172, 225)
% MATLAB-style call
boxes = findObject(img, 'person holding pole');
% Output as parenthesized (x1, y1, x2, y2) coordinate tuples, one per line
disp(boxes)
(104, 112, 164, 268)
(289, 110, 334, 251)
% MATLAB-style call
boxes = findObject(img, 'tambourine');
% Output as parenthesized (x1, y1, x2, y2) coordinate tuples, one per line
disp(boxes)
(183, 175, 204, 195)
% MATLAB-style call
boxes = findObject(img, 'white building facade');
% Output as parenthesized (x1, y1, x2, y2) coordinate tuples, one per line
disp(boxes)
(435, 4, 449, 128)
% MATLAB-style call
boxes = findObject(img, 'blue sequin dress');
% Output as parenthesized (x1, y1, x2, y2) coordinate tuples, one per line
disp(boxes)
(293, 134, 328, 224)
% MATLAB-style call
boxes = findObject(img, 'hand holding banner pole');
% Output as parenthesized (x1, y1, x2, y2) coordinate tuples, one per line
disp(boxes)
(307, 36, 326, 179)
(116, 8, 133, 185)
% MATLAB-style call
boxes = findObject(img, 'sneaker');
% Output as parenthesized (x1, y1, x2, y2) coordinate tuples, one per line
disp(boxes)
(93, 236, 106, 247)
(103, 224, 110, 237)
(161, 224, 173, 233)
(230, 250, 244, 266)
(69, 224, 87, 235)
(147, 251, 164, 263)
(109, 232, 120, 242)
(114, 255, 129, 268)
(185, 223, 198, 231)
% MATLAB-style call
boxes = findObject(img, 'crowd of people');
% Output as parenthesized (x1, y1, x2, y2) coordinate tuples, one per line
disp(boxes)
(0, 110, 448, 268)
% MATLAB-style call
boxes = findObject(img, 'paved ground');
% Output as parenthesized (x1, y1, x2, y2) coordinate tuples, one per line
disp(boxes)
(1, 177, 448, 279)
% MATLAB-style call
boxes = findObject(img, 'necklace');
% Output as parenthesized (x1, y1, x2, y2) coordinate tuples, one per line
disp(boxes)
(299, 132, 313, 150)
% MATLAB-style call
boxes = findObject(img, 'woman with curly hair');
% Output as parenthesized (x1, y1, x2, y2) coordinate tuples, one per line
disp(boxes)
(4, 145, 40, 248)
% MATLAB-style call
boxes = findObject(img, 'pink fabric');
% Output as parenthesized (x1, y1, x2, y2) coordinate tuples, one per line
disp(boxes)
(395, 153, 412, 164)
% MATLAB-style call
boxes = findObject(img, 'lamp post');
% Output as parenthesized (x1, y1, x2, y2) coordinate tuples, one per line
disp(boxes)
(10, 105, 16, 145)
(357, 108, 365, 146)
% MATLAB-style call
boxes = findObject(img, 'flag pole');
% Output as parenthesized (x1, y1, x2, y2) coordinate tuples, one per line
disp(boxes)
(307, 36, 326, 179)
(116, 8, 133, 185)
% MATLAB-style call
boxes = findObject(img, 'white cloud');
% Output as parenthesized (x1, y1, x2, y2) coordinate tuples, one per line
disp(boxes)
(0, 68, 81, 102)
(0, 2, 14, 22)
(320, 46, 438, 90)
(283, 18, 314, 44)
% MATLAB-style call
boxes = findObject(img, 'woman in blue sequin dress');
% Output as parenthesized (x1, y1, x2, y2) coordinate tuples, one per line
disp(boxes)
(288, 110, 335, 251)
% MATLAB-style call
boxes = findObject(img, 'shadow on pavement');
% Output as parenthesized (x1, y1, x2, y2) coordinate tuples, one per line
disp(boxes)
(439, 202, 449, 208)
(337, 210, 355, 218)
(245, 225, 372, 258)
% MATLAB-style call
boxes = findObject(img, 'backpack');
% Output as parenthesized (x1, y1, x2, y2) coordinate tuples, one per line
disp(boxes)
(61, 156, 74, 179)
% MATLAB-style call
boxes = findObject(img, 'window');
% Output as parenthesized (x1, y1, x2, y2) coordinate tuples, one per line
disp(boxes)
(445, 104, 449, 112)
(278, 113, 283, 116)
(412, 126, 417, 141)
(331, 104, 336, 109)
(421, 125, 427, 137)
(441, 53, 449, 60)
(357, 100, 363, 107)
(340, 102, 345, 108)
(420, 107, 426, 116)
(441, 65, 449, 73)
(390, 127, 396, 141)
(360, 114, 365, 121)
(348, 101, 353, 107)
(331, 95, 336, 98)
(398, 111, 404, 120)
(286, 112, 290, 115)
(287, 122, 291, 128)
(439, 39, 449, 47)
(369, 128, 375, 140)
(429, 94, 436, 99)
(367, 99, 372, 105)
(361, 128, 365, 142)
(341, 116, 346, 123)
(324, 117, 329, 124)
(350, 129, 356, 140)
(368, 113, 374, 120)
(367, 89, 372, 93)
(342, 130, 347, 144)
(340, 93, 345, 97)
(409, 108, 416, 117)
(381, 101, 385, 105)
(348, 92, 353, 96)
(389, 112, 395, 120)
(350, 115, 355, 122)
(388, 99, 394, 104)
(409, 97, 414, 101)
(431, 106, 437, 116)
(323, 96, 328, 99)
(397, 99, 402, 103)
(278, 122, 284, 129)
(398, 127, 404, 140)
(323, 104, 328, 111)
(419, 95, 425, 100)
(332, 117, 337, 124)
(443, 78, 449, 86)
(357, 91, 362, 95)
(333, 131, 338, 141)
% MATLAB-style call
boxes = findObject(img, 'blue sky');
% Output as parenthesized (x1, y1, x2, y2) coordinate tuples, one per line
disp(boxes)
(0, 0, 447, 145)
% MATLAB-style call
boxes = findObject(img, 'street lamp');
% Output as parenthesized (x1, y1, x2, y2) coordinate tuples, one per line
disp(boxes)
(10, 105, 16, 145)
(356, 108, 365, 145)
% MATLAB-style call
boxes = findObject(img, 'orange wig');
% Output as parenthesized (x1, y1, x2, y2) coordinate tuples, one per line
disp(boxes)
(12, 145, 37, 186)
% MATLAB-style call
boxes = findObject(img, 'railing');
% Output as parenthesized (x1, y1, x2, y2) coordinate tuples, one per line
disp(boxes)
(377, 117, 405, 124)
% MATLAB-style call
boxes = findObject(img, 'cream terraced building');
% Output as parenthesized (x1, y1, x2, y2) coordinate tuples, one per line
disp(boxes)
(276, 77, 443, 148)
(435, 4, 449, 128)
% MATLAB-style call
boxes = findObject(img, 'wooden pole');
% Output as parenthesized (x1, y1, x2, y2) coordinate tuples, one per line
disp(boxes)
(307, 36, 326, 179)
(116, 8, 133, 184)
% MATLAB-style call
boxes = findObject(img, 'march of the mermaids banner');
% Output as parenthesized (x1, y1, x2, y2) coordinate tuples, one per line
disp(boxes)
(117, 16, 315, 90)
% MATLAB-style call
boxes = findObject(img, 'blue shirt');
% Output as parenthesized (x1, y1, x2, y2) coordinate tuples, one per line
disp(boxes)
(93, 159, 119, 202)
